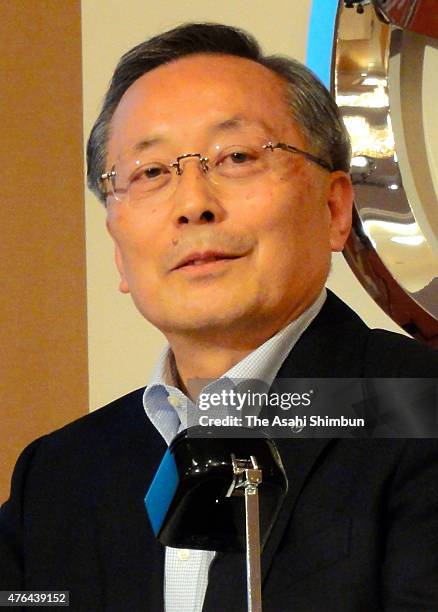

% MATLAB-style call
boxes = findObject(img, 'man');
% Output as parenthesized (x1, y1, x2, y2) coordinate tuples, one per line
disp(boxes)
(2, 22, 438, 612)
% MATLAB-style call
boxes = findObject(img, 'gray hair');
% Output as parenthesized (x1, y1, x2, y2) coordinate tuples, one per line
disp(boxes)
(87, 22, 351, 204)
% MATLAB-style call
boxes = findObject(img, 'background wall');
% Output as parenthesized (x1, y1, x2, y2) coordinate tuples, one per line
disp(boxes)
(82, 0, 405, 410)
(0, 1, 88, 502)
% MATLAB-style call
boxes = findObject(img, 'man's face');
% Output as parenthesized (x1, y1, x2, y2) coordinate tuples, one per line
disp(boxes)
(106, 54, 352, 344)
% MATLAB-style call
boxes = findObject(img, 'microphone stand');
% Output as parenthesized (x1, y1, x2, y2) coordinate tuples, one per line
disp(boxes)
(226, 455, 263, 612)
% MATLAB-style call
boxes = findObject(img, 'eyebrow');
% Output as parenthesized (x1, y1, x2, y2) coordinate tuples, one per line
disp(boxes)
(133, 137, 164, 153)
(130, 115, 273, 153)
(213, 116, 247, 130)
(211, 115, 273, 135)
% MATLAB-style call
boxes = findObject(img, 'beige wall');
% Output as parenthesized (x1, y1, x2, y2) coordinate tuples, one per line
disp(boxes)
(82, 0, 408, 410)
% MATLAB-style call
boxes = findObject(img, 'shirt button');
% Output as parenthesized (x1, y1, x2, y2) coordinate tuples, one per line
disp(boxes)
(168, 395, 180, 408)
(177, 549, 190, 561)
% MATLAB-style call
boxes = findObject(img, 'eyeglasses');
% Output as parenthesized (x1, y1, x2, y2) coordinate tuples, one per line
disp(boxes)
(99, 137, 333, 206)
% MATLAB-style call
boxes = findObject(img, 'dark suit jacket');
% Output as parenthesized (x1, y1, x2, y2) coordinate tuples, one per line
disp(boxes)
(2, 291, 438, 611)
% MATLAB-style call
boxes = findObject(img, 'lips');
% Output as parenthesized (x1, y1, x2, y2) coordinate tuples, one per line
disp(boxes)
(173, 251, 241, 270)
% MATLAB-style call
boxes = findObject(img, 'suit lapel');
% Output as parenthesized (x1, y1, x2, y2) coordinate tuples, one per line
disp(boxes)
(260, 437, 334, 583)
(277, 289, 370, 379)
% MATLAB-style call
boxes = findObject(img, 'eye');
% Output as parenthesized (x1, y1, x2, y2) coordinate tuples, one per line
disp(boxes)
(219, 148, 258, 166)
(126, 161, 172, 198)
(215, 145, 263, 177)
(228, 151, 254, 164)
(132, 163, 170, 182)
(144, 166, 163, 179)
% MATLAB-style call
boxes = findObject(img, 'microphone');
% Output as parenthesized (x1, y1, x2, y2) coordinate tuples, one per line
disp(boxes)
(144, 427, 287, 552)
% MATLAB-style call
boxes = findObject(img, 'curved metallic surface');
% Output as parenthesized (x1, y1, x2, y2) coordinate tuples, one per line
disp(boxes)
(334, 1, 438, 346)
(374, 0, 438, 38)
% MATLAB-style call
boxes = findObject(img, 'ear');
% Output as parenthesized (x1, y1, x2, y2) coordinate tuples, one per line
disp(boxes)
(326, 171, 354, 252)
(106, 219, 130, 294)
(113, 242, 130, 294)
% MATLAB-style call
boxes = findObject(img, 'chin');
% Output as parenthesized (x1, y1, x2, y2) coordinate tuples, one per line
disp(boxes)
(144, 301, 255, 337)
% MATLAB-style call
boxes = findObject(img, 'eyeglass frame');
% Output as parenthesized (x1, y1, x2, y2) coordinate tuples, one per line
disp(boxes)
(99, 141, 333, 201)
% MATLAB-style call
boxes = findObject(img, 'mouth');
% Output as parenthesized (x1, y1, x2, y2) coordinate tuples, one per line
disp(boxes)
(173, 251, 242, 271)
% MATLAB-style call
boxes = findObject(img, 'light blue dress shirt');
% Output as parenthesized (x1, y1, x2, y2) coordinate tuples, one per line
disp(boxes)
(143, 289, 326, 611)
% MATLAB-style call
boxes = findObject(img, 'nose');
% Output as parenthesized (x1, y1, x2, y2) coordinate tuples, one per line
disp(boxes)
(170, 157, 226, 226)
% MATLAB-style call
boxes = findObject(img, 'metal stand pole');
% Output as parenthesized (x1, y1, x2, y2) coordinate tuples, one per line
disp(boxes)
(227, 455, 263, 612)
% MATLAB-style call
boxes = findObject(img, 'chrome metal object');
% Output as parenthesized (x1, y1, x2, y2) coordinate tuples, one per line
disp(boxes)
(170, 152, 209, 175)
(228, 454, 263, 612)
(334, 0, 438, 345)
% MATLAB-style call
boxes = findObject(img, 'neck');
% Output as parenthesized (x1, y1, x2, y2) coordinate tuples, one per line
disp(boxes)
(164, 309, 301, 399)
(166, 334, 256, 400)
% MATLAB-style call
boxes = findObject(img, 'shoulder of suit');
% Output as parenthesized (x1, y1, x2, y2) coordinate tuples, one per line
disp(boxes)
(6, 386, 161, 511)
(282, 291, 438, 377)
(22, 386, 148, 461)
(363, 328, 438, 376)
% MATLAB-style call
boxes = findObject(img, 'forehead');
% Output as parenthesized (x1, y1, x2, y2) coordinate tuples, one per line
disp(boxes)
(107, 54, 305, 159)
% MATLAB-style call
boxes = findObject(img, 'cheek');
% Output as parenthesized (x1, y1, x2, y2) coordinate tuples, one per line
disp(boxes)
(276, 174, 331, 243)
(107, 205, 163, 262)
(242, 174, 320, 237)
(243, 177, 330, 275)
